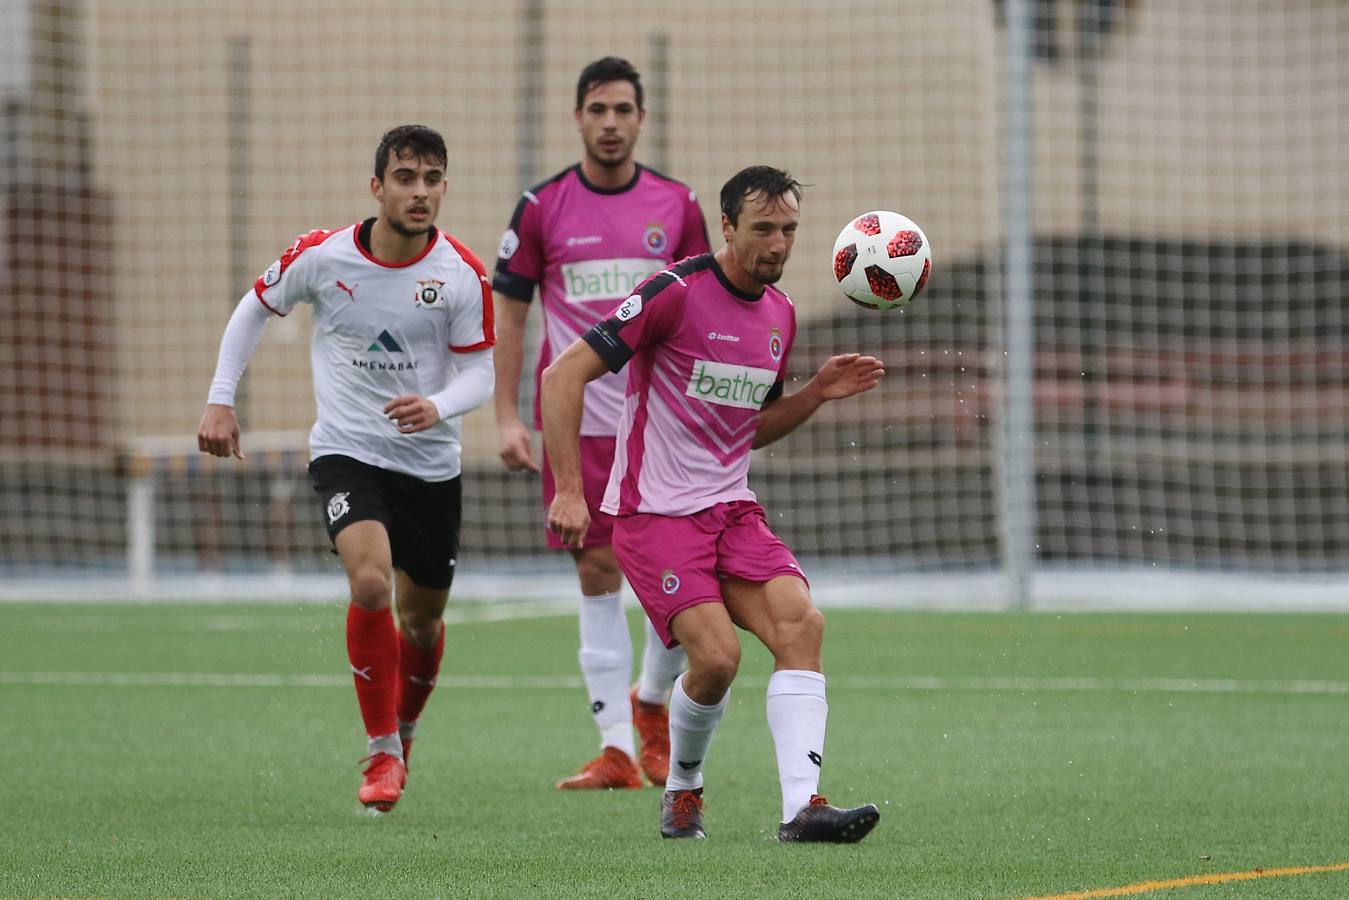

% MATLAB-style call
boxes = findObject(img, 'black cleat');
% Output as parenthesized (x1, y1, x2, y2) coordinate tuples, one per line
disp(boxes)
(660, 788, 706, 839)
(778, 795, 880, 843)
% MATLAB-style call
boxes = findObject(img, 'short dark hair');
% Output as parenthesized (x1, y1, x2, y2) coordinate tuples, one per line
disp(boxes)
(719, 166, 805, 226)
(575, 56, 644, 110)
(374, 125, 447, 181)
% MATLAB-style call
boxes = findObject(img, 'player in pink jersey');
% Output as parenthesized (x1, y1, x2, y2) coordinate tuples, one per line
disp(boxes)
(541, 166, 884, 842)
(492, 57, 710, 790)
(197, 126, 495, 814)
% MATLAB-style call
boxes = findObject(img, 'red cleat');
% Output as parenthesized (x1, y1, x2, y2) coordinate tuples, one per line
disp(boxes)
(630, 687, 670, 786)
(660, 788, 706, 838)
(555, 746, 642, 790)
(358, 752, 407, 812)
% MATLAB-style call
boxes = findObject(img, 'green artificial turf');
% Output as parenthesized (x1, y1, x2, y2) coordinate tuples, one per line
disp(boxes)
(1, 603, 1346, 898)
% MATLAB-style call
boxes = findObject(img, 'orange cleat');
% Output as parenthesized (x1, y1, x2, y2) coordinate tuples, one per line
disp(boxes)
(630, 687, 671, 786)
(358, 752, 407, 812)
(555, 745, 642, 790)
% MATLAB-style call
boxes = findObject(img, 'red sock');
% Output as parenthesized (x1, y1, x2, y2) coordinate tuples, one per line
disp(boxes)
(346, 603, 399, 738)
(397, 623, 445, 725)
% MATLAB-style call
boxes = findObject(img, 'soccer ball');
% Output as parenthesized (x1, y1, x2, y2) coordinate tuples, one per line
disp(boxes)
(832, 211, 933, 310)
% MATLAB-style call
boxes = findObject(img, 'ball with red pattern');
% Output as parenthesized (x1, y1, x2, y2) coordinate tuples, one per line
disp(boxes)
(831, 210, 933, 311)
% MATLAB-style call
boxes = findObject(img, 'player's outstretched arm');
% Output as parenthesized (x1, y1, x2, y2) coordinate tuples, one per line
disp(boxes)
(539, 339, 610, 548)
(753, 353, 885, 449)
(197, 292, 273, 460)
(492, 291, 539, 473)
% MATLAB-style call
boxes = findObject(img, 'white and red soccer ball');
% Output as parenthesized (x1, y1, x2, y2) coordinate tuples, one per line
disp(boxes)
(832, 211, 932, 310)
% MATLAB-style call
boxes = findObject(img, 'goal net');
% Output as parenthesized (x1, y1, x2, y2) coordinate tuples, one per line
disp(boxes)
(1, 0, 1345, 607)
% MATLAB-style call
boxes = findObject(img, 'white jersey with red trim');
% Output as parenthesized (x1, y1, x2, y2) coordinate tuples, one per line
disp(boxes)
(254, 221, 495, 480)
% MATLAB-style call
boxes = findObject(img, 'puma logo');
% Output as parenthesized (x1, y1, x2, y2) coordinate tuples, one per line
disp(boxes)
(337, 280, 358, 302)
(350, 664, 373, 682)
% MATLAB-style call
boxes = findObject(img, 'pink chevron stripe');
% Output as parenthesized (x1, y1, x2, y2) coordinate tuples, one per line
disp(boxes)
(650, 364, 758, 448)
(648, 376, 755, 467)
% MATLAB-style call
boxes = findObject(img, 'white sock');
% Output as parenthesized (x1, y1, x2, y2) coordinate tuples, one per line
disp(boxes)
(766, 669, 828, 822)
(635, 616, 687, 705)
(665, 674, 728, 792)
(577, 590, 635, 758)
(368, 731, 404, 760)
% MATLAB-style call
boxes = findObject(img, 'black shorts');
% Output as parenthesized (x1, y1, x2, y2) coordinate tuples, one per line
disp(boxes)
(308, 454, 462, 590)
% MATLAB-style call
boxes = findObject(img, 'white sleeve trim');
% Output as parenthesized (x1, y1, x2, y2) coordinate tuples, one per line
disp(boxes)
(206, 292, 270, 407)
(428, 348, 495, 421)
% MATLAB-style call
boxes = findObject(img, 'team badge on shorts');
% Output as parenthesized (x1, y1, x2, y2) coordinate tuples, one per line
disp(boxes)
(660, 569, 681, 595)
(327, 491, 351, 524)
(769, 327, 784, 362)
(643, 223, 668, 256)
(414, 279, 446, 309)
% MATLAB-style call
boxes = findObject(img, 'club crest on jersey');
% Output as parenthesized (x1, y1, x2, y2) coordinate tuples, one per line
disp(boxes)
(768, 327, 784, 362)
(642, 222, 668, 256)
(327, 492, 350, 524)
(660, 569, 680, 595)
(614, 294, 643, 322)
(261, 259, 282, 287)
(414, 279, 446, 309)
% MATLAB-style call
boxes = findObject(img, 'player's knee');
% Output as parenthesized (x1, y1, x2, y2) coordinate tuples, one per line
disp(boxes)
(348, 567, 392, 609)
(688, 642, 740, 694)
(575, 556, 621, 595)
(399, 613, 442, 647)
(771, 604, 825, 660)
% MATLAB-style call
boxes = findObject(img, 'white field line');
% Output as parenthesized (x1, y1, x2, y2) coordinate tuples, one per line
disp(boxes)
(1, 601, 574, 633)
(1, 671, 1345, 695)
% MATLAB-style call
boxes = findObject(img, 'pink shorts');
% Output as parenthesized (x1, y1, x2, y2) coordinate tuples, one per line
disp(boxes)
(542, 435, 616, 550)
(612, 500, 807, 648)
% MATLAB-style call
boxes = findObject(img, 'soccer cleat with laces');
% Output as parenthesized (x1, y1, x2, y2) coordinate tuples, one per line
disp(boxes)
(630, 687, 671, 786)
(660, 788, 706, 838)
(778, 794, 880, 843)
(357, 752, 407, 812)
(555, 745, 642, 790)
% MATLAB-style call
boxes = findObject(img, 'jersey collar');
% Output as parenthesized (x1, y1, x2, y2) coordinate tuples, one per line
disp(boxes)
(574, 163, 642, 196)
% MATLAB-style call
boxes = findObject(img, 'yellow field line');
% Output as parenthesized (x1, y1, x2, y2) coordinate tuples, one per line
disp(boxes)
(1024, 861, 1349, 899)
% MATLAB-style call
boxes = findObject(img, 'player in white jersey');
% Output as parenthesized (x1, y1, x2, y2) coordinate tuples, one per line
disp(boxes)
(197, 125, 495, 813)
(493, 57, 708, 790)
(541, 166, 884, 842)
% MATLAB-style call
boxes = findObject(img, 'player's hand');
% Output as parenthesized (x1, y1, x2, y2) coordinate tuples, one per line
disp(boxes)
(498, 418, 541, 473)
(547, 490, 590, 549)
(384, 395, 441, 434)
(197, 404, 245, 459)
(813, 353, 885, 401)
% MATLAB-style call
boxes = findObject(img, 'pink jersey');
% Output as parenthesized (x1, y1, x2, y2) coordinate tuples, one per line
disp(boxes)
(492, 164, 710, 436)
(583, 254, 798, 517)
